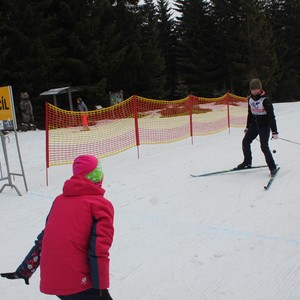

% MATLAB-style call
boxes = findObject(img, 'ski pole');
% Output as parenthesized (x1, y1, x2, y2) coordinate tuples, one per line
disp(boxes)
(278, 137, 300, 146)
(0, 160, 3, 179)
(256, 137, 276, 153)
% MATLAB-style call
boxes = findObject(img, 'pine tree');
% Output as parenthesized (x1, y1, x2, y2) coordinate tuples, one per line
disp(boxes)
(137, 0, 166, 99)
(0, 0, 59, 94)
(244, 0, 279, 96)
(110, 0, 166, 98)
(174, 0, 219, 97)
(156, 0, 178, 99)
(210, 0, 250, 95)
(109, 0, 144, 98)
(80, 0, 125, 106)
(265, 0, 300, 101)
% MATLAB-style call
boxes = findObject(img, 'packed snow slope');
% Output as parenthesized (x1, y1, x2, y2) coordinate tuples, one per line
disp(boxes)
(0, 101, 300, 300)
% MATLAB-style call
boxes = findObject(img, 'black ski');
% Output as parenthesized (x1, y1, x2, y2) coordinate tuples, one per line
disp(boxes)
(190, 165, 268, 178)
(264, 167, 280, 190)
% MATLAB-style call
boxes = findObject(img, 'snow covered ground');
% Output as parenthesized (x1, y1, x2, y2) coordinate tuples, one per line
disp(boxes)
(0, 101, 300, 300)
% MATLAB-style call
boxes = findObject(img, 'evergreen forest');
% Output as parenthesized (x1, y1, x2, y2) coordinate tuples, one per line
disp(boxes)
(1, 0, 300, 127)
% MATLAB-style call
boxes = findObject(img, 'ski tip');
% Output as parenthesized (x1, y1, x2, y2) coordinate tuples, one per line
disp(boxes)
(264, 167, 280, 190)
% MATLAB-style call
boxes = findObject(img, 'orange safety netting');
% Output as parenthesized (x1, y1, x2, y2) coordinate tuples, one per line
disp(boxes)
(46, 93, 247, 167)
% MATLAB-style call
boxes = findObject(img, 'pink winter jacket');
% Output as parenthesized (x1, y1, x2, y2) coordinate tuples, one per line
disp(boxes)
(17, 175, 114, 296)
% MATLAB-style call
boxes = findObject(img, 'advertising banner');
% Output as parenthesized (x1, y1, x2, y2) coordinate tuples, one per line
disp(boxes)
(0, 86, 15, 131)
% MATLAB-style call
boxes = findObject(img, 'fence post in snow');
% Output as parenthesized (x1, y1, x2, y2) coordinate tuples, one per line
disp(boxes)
(189, 95, 194, 145)
(226, 93, 231, 134)
(133, 95, 140, 158)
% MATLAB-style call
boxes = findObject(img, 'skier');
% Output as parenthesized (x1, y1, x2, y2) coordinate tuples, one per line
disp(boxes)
(1, 155, 114, 300)
(237, 78, 278, 175)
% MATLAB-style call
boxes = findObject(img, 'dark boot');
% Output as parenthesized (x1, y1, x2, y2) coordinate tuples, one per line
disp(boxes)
(236, 161, 252, 169)
(270, 166, 277, 176)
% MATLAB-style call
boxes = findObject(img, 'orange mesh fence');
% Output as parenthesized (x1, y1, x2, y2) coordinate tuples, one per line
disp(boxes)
(190, 93, 248, 135)
(46, 93, 247, 167)
(136, 96, 191, 143)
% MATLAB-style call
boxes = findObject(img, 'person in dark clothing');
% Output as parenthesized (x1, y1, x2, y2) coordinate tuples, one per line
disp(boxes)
(76, 97, 88, 111)
(19, 92, 36, 131)
(237, 78, 278, 175)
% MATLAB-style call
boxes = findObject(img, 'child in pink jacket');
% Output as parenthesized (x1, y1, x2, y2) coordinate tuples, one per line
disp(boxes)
(1, 155, 114, 300)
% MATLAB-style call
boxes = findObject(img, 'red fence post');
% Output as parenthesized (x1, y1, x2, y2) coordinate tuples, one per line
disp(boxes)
(133, 95, 140, 158)
(45, 102, 49, 186)
(226, 93, 231, 134)
(189, 95, 194, 144)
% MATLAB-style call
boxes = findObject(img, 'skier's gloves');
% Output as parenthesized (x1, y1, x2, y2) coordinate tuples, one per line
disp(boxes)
(100, 289, 113, 300)
(1, 272, 29, 285)
(272, 133, 278, 140)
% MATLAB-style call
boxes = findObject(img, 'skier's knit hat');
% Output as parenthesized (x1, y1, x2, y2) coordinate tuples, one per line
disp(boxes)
(250, 78, 262, 90)
(72, 155, 103, 183)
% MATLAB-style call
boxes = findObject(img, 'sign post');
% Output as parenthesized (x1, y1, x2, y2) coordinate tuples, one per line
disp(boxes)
(0, 86, 28, 196)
